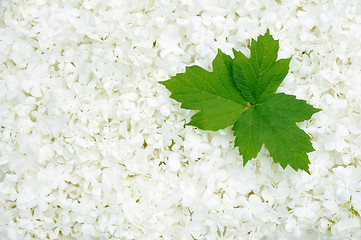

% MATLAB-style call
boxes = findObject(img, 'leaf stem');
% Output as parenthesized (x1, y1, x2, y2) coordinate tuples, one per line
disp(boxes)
(246, 102, 256, 109)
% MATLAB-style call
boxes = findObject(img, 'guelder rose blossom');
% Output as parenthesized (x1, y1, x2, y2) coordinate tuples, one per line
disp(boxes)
(0, 0, 360, 239)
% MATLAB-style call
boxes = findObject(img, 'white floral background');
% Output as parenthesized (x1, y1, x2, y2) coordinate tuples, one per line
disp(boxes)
(0, 0, 361, 239)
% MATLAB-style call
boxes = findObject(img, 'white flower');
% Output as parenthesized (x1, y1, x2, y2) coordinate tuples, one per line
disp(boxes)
(0, 0, 361, 239)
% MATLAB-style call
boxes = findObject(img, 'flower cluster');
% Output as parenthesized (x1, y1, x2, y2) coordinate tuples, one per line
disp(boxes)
(0, 0, 360, 239)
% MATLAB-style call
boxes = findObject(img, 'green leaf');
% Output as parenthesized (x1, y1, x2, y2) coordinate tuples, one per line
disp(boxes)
(160, 29, 321, 173)
(233, 93, 321, 172)
(233, 30, 291, 104)
(159, 49, 247, 131)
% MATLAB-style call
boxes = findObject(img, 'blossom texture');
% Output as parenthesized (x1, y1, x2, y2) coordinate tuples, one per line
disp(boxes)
(0, 0, 361, 239)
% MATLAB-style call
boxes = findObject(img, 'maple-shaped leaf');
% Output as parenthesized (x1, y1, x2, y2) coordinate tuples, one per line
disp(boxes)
(160, 29, 320, 173)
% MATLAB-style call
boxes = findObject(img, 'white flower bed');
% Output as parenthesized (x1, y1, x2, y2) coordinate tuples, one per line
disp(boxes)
(0, 0, 361, 239)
